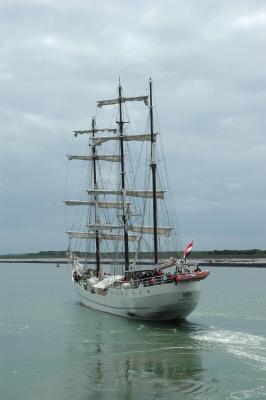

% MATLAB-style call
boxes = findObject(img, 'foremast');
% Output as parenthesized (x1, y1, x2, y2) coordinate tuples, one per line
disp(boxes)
(66, 124, 118, 278)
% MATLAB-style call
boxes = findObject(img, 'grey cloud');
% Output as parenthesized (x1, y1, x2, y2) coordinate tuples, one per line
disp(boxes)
(1, 0, 266, 252)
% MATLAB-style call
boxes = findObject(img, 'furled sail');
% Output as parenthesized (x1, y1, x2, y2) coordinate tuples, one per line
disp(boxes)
(68, 155, 121, 162)
(87, 224, 123, 230)
(128, 190, 164, 199)
(86, 189, 165, 199)
(73, 128, 117, 137)
(97, 96, 148, 108)
(128, 225, 173, 237)
(86, 189, 121, 196)
(67, 231, 138, 241)
(92, 133, 157, 147)
(86, 223, 172, 237)
(64, 200, 130, 209)
(158, 258, 177, 270)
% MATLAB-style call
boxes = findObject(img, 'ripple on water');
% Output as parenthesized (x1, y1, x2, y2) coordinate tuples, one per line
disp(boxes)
(0, 322, 29, 335)
(193, 328, 266, 370)
(228, 385, 266, 400)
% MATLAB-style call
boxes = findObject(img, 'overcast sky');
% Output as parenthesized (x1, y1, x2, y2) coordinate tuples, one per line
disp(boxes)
(1, 0, 266, 253)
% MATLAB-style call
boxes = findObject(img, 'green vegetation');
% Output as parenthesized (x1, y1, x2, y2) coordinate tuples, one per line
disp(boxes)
(191, 249, 266, 259)
(0, 251, 67, 259)
(1, 249, 266, 259)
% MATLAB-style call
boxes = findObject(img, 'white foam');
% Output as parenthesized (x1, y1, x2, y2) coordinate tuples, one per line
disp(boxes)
(229, 385, 266, 400)
(136, 324, 145, 331)
(193, 328, 266, 369)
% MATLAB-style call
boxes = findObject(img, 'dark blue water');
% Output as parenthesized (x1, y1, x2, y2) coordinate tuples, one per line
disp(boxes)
(0, 263, 265, 399)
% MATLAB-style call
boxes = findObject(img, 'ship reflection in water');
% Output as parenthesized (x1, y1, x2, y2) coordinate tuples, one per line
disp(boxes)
(65, 309, 216, 400)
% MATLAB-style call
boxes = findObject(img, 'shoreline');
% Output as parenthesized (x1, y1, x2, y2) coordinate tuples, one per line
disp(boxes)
(0, 258, 266, 268)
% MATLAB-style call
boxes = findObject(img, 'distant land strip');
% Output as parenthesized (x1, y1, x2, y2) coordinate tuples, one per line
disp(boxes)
(0, 250, 266, 267)
(1, 249, 266, 259)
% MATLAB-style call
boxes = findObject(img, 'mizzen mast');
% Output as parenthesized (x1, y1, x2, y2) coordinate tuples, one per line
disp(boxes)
(149, 78, 158, 264)
(118, 83, 130, 270)
(91, 117, 100, 277)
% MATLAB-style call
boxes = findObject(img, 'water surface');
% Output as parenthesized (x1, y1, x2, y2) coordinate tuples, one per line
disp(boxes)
(0, 263, 265, 399)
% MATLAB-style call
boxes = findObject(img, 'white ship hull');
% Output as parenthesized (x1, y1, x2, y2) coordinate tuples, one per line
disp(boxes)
(73, 279, 201, 321)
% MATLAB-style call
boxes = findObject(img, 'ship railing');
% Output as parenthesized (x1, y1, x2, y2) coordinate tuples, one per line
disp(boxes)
(111, 275, 174, 289)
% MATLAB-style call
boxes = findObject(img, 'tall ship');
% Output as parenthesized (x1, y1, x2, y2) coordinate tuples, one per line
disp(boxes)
(64, 79, 209, 321)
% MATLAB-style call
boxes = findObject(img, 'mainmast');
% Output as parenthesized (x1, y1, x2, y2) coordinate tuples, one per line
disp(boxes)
(149, 79, 158, 264)
(91, 117, 100, 276)
(118, 83, 129, 270)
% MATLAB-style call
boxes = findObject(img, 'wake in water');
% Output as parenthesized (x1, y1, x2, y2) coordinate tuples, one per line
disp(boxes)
(193, 327, 266, 370)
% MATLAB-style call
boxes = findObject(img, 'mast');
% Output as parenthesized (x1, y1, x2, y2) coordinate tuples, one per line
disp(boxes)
(149, 78, 158, 264)
(118, 82, 129, 270)
(91, 117, 100, 276)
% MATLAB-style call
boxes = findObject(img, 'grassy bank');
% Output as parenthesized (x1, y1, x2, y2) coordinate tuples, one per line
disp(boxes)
(1, 249, 266, 260)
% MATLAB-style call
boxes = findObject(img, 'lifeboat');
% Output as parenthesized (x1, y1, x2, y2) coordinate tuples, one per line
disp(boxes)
(175, 270, 210, 282)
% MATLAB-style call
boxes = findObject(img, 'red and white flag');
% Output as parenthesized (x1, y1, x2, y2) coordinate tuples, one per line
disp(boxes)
(183, 241, 193, 259)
